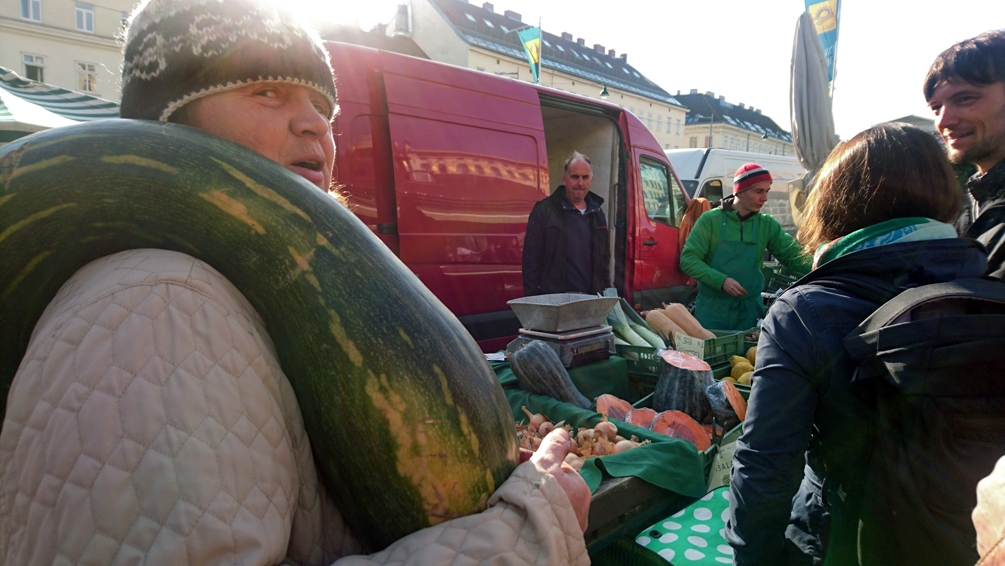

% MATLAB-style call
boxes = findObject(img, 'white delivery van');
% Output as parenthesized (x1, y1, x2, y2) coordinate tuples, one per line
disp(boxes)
(666, 148, 805, 235)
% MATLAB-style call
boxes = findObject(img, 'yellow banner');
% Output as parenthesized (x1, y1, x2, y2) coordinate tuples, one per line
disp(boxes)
(523, 38, 540, 65)
(807, 0, 838, 34)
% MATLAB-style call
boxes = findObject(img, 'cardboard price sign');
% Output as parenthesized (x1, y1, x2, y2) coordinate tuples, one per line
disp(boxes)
(674, 332, 705, 360)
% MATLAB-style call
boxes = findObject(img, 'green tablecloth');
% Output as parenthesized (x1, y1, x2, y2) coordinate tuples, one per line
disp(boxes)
(493, 357, 707, 500)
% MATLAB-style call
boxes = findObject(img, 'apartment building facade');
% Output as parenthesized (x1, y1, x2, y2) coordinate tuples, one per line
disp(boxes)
(674, 89, 794, 156)
(1, 0, 137, 101)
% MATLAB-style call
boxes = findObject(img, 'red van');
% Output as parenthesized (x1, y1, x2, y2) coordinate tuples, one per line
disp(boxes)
(326, 41, 695, 352)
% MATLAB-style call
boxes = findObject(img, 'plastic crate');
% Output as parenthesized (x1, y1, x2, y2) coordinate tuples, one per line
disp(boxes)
(617, 329, 748, 373)
(702, 329, 746, 367)
(764, 270, 799, 294)
(618, 332, 750, 401)
(617, 344, 662, 377)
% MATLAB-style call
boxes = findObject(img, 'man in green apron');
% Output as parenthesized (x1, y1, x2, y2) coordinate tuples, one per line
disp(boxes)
(680, 163, 812, 330)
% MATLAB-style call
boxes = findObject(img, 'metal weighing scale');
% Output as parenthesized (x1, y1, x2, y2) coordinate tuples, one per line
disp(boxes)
(506, 324, 616, 368)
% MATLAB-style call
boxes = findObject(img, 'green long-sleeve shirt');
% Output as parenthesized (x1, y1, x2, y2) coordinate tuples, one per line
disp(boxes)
(680, 207, 811, 291)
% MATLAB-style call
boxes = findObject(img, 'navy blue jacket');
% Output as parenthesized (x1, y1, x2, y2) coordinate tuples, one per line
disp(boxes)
(725, 238, 988, 566)
(959, 159, 1005, 281)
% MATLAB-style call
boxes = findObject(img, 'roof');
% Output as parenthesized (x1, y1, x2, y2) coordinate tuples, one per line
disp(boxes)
(430, 0, 683, 108)
(318, 22, 430, 59)
(674, 91, 792, 143)
(0, 66, 119, 123)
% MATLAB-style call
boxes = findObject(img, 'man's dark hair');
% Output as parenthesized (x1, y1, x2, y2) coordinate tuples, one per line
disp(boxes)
(563, 151, 592, 172)
(924, 29, 1005, 100)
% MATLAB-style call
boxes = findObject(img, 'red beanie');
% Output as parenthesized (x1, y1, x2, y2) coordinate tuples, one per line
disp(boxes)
(733, 163, 772, 194)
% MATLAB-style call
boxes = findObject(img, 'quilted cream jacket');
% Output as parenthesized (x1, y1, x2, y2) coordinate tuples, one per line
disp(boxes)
(0, 249, 589, 566)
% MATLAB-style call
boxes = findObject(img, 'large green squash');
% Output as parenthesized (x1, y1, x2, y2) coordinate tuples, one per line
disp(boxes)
(0, 120, 519, 550)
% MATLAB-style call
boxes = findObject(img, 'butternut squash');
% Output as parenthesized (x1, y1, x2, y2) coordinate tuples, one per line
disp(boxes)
(663, 303, 715, 339)
(645, 310, 686, 347)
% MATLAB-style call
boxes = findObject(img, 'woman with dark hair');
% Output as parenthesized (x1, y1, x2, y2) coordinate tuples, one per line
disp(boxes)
(724, 123, 988, 565)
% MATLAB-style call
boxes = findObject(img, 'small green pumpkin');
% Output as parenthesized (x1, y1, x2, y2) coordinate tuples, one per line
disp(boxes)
(510, 340, 592, 409)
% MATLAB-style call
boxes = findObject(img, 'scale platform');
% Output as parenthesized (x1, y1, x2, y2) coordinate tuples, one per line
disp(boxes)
(507, 325, 615, 368)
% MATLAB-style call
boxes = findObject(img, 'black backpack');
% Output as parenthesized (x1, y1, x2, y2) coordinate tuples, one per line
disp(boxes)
(815, 275, 1005, 566)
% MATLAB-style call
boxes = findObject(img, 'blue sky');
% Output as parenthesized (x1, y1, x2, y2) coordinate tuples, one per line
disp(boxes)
(305, 0, 1004, 139)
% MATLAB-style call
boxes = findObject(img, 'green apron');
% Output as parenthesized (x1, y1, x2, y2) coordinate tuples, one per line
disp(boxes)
(694, 213, 764, 331)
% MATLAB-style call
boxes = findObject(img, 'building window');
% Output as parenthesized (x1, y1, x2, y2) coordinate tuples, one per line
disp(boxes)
(21, 0, 41, 21)
(656, 115, 662, 131)
(647, 112, 653, 128)
(75, 2, 94, 32)
(690, 137, 698, 148)
(22, 53, 44, 82)
(629, 107, 634, 114)
(121, 11, 130, 29)
(676, 119, 681, 134)
(77, 61, 97, 91)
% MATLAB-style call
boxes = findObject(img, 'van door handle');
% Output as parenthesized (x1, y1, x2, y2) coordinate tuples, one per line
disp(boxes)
(643, 240, 658, 246)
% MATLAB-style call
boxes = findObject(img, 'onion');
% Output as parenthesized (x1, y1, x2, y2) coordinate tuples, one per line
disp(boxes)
(614, 440, 637, 453)
(529, 436, 542, 451)
(594, 420, 618, 442)
(614, 435, 626, 444)
(576, 429, 594, 446)
(593, 437, 614, 456)
(521, 406, 546, 430)
(538, 421, 555, 436)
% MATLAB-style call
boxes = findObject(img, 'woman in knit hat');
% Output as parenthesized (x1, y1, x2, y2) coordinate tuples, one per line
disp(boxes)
(0, 1, 590, 564)
(680, 162, 812, 330)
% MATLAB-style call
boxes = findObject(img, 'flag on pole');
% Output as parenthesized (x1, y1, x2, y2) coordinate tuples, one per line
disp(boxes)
(517, 26, 541, 84)
(804, 0, 840, 83)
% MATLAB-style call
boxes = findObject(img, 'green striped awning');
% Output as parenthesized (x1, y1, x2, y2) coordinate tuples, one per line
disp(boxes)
(0, 65, 119, 122)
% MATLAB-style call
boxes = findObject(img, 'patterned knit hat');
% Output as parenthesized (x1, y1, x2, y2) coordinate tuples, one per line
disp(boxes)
(120, 0, 338, 122)
(732, 163, 772, 194)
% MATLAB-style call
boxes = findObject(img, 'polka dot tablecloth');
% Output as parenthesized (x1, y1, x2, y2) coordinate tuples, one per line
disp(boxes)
(634, 486, 734, 564)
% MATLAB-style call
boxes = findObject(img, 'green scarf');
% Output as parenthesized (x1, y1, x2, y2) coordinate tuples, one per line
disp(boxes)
(813, 217, 958, 269)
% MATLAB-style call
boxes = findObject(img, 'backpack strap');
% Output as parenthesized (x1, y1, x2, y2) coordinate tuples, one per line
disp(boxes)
(796, 272, 902, 305)
(842, 277, 1005, 392)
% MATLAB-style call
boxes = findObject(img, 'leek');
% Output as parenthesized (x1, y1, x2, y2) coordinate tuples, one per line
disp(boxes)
(612, 294, 666, 348)
(605, 297, 651, 347)
(629, 322, 666, 349)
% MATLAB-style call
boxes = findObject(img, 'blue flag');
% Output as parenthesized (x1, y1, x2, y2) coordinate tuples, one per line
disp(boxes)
(517, 26, 541, 84)
(805, 0, 841, 82)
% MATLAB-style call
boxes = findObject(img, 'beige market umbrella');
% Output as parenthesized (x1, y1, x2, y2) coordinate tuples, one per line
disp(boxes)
(789, 11, 840, 226)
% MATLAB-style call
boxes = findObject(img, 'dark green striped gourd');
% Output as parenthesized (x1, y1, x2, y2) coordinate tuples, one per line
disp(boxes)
(510, 340, 592, 409)
(0, 120, 518, 550)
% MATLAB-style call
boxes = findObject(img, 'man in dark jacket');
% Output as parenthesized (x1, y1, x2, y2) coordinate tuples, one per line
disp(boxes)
(522, 152, 611, 296)
(925, 29, 1005, 280)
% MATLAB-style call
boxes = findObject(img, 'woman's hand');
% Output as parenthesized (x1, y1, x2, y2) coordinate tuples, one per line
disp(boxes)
(522, 428, 591, 532)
